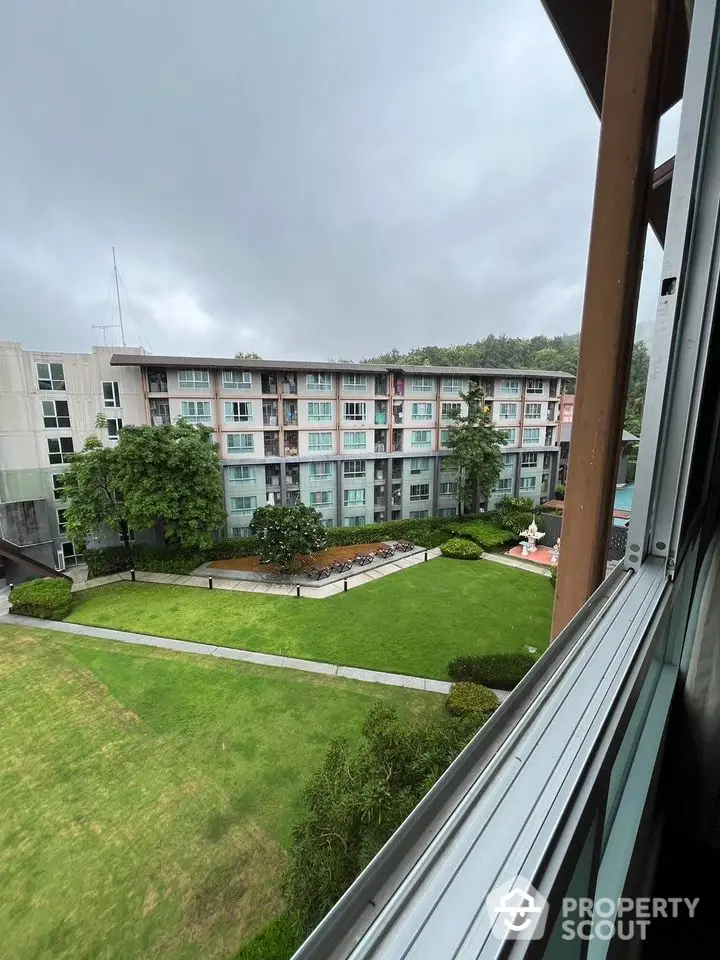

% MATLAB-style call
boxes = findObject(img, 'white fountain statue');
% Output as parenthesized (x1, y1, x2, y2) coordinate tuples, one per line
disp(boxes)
(519, 515, 545, 557)
(551, 537, 561, 565)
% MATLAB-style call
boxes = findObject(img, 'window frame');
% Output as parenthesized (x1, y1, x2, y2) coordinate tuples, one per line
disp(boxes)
(102, 381, 121, 408)
(180, 400, 212, 424)
(522, 427, 541, 444)
(309, 489, 334, 507)
(224, 400, 253, 423)
(410, 430, 432, 449)
(41, 399, 71, 429)
(222, 370, 252, 390)
(526, 378, 544, 394)
(343, 374, 368, 392)
(525, 402, 543, 420)
(226, 432, 254, 453)
(500, 428, 517, 446)
(106, 418, 123, 440)
(439, 481, 457, 497)
(343, 431, 367, 451)
(442, 376, 462, 392)
(441, 402, 461, 421)
(308, 431, 333, 452)
(52, 474, 65, 500)
(230, 495, 258, 516)
(411, 376, 435, 393)
(308, 401, 333, 422)
(494, 477, 513, 494)
(344, 401, 367, 422)
(47, 437, 74, 464)
(228, 465, 255, 484)
(521, 452, 539, 468)
(409, 483, 430, 501)
(306, 373, 333, 392)
(410, 457, 430, 474)
(499, 402, 518, 420)
(343, 488, 367, 507)
(343, 461, 366, 479)
(411, 402, 433, 420)
(309, 462, 333, 480)
(519, 475, 537, 491)
(500, 378, 520, 395)
(36, 362, 65, 391)
(178, 368, 210, 389)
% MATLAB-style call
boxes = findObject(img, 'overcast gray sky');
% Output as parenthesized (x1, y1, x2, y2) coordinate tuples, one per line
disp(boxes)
(0, 0, 677, 361)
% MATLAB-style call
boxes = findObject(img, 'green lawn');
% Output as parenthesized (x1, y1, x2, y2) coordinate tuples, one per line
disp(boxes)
(0, 624, 439, 960)
(66, 559, 553, 679)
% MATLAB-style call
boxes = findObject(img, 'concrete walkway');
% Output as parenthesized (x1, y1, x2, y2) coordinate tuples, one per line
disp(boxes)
(481, 552, 551, 577)
(0, 612, 511, 701)
(68, 548, 444, 599)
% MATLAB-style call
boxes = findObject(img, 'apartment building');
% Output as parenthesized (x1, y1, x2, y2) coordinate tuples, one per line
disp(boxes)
(0, 340, 573, 567)
(109, 354, 573, 536)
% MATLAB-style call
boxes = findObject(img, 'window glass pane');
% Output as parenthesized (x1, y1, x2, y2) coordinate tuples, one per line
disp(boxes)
(343, 431, 367, 450)
(344, 461, 366, 478)
(309, 432, 332, 451)
(223, 370, 252, 388)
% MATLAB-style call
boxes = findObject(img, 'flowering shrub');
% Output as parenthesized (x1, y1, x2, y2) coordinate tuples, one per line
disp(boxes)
(249, 504, 327, 569)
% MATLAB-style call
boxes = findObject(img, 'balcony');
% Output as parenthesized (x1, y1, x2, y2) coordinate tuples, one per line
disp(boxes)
(393, 377, 405, 396)
(147, 368, 168, 393)
(261, 373, 277, 394)
(285, 465, 300, 486)
(285, 490, 301, 506)
(283, 400, 298, 425)
(392, 429, 403, 453)
(391, 482, 401, 507)
(374, 486, 386, 508)
(265, 464, 280, 486)
(392, 404, 403, 424)
(149, 400, 170, 426)
(284, 430, 298, 457)
(264, 432, 280, 458)
(374, 429, 387, 453)
(392, 460, 402, 480)
(281, 373, 297, 395)
(374, 463, 386, 482)
(262, 401, 278, 427)
(374, 375, 388, 394)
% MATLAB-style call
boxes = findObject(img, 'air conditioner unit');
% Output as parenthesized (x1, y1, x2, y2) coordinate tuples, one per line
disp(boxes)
(56, 549, 66, 571)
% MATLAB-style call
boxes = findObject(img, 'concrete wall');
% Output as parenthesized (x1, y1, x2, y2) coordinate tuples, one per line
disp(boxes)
(0, 498, 52, 546)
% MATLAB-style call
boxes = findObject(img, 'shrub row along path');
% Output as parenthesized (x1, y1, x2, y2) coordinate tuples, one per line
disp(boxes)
(0, 613, 511, 701)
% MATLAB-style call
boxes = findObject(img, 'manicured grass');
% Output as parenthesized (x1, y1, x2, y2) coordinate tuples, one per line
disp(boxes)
(66, 559, 552, 679)
(0, 624, 439, 960)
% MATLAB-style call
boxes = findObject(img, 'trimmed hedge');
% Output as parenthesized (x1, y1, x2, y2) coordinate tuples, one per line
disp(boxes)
(447, 652, 537, 691)
(84, 515, 487, 579)
(9, 577, 72, 620)
(446, 682, 499, 717)
(450, 521, 514, 549)
(440, 538, 483, 560)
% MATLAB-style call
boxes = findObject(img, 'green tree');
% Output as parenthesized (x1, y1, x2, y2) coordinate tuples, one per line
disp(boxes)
(234, 351, 262, 359)
(114, 422, 225, 547)
(249, 503, 326, 569)
(63, 421, 226, 552)
(624, 340, 650, 437)
(444, 384, 503, 514)
(283, 704, 484, 934)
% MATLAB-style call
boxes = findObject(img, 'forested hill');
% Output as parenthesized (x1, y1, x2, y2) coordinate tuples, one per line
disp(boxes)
(363, 334, 580, 374)
(363, 333, 649, 436)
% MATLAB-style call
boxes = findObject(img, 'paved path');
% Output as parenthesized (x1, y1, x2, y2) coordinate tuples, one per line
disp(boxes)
(481, 552, 551, 577)
(69, 548, 444, 599)
(0, 612, 511, 701)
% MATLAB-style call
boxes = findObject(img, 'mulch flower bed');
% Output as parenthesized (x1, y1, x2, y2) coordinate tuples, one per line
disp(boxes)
(208, 543, 388, 574)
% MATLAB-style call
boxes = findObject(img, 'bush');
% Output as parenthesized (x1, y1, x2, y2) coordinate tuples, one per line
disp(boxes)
(446, 682, 499, 717)
(9, 577, 72, 619)
(549, 566, 557, 591)
(440, 538, 483, 559)
(450, 521, 514, 549)
(233, 915, 302, 960)
(447, 652, 537, 690)
(250, 504, 327, 569)
(555, 483, 566, 500)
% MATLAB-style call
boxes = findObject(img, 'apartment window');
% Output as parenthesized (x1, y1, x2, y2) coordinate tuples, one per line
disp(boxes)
(227, 433, 254, 453)
(441, 402, 461, 420)
(410, 483, 430, 501)
(439, 481, 457, 497)
(107, 418, 123, 440)
(344, 488, 366, 507)
(47, 438, 74, 464)
(409, 510, 429, 519)
(526, 378, 544, 394)
(500, 378, 519, 394)
(500, 428, 517, 445)
(178, 369, 209, 388)
(442, 376, 462, 392)
(525, 403, 542, 420)
(306, 373, 333, 392)
(410, 457, 430, 474)
(494, 477, 513, 494)
(440, 429, 451, 447)
(230, 496, 257, 515)
(344, 460, 366, 479)
(307, 401, 332, 423)
(411, 402, 433, 420)
(52, 474, 65, 500)
(56, 508, 67, 535)
(41, 400, 70, 428)
(438, 507, 457, 517)
(309, 432, 333, 452)
(500, 453, 513, 468)
(412, 376, 434, 393)
(521, 452, 539, 468)
(229, 465, 255, 484)
(343, 374, 367, 391)
(225, 401, 252, 423)
(309, 490, 333, 507)
(180, 400, 212, 424)
(102, 381, 121, 407)
(523, 427, 541, 444)
(231, 526, 251, 538)
(222, 370, 252, 389)
(520, 476, 537, 491)
(37, 362, 65, 391)
(343, 515, 364, 527)
(309, 461, 333, 480)
(499, 402, 518, 420)
(344, 402, 367, 422)
(61, 542, 78, 566)
(411, 430, 431, 448)
(343, 431, 367, 451)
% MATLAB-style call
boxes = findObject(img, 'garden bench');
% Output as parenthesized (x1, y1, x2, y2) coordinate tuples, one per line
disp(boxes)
(353, 553, 374, 566)
(375, 545, 395, 559)
(307, 566, 330, 580)
(394, 541, 413, 552)
(330, 559, 353, 573)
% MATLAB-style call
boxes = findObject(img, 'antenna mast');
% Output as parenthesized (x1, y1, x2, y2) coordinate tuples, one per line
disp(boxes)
(112, 246, 127, 347)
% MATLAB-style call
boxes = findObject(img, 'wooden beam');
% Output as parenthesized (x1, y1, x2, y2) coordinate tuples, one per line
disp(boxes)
(552, 0, 670, 638)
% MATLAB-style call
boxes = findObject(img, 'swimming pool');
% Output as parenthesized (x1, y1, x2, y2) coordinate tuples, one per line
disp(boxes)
(613, 483, 634, 525)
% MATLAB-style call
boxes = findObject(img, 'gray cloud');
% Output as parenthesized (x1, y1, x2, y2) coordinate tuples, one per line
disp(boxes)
(0, 0, 668, 360)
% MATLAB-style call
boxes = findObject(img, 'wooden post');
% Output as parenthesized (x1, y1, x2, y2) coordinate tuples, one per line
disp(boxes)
(552, 0, 669, 638)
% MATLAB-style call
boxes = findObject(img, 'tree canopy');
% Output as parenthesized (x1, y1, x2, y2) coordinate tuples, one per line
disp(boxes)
(62, 421, 225, 549)
(249, 503, 327, 569)
(443, 383, 504, 512)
